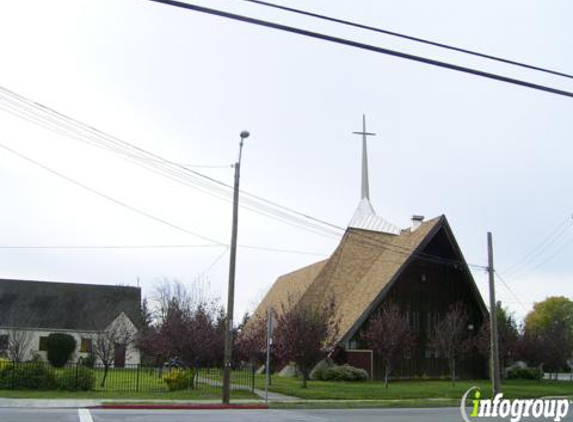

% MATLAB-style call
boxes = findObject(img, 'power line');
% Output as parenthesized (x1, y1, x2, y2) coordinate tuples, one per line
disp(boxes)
(0, 86, 343, 240)
(502, 213, 573, 277)
(0, 142, 226, 246)
(495, 270, 530, 314)
(0, 243, 328, 256)
(238, 0, 573, 80)
(146, 0, 573, 99)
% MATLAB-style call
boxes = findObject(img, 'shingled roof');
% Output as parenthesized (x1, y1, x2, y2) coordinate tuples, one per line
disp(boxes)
(250, 215, 483, 345)
(0, 279, 141, 332)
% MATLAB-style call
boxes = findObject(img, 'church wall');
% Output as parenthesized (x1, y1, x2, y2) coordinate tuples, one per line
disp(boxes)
(346, 228, 487, 380)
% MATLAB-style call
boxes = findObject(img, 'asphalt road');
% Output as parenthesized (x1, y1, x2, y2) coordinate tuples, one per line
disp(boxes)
(1, 407, 569, 422)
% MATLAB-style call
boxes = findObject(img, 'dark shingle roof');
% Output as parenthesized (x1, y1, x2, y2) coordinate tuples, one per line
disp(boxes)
(0, 279, 141, 331)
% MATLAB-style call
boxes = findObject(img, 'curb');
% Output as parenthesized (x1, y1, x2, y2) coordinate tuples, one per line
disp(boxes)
(94, 404, 269, 410)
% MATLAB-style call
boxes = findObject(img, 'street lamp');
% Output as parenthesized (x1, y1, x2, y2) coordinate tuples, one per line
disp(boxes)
(222, 130, 249, 404)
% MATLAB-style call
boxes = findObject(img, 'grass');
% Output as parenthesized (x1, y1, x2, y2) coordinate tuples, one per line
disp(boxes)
(0, 389, 258, 400)
(256, 376, 573, 401)
(0, 365, 256, 399)
(269, 399, 462, 409)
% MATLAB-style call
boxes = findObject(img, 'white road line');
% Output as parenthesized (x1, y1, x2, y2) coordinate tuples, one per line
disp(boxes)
(78, 408, 94, 422)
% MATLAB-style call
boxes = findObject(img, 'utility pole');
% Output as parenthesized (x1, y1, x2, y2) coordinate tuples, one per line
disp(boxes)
(222, 130, 250, 405)
(487, 231, 501, 395)
(265, 306, 273, 404)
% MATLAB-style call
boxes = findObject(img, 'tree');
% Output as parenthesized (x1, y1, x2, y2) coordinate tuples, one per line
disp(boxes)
(273, 297, 338, 388)
(136, 279, 225, 368)
(361, 303, 415, 388)
(92, 316, 133, 388)
(523, 296, 573, 373)
(4, 328, 33, 362)
(46, 333, 76, 368)
(430, 302, 471, 385)
(235, 313, 268, 366)
(475, 301, 520, 372)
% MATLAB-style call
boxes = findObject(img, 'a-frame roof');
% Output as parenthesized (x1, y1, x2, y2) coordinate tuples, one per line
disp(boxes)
(250, 215, 486, 345)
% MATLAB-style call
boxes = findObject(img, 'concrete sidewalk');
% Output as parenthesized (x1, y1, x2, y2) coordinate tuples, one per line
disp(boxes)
(0, 394, 299, 409)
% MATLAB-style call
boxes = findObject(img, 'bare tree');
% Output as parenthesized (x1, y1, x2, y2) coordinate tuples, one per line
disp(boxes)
(92, 316, 134, 388)
(273, 296, 339, 388)
(361, 303, 415, 388)
(429, 302, 471, 385)
(5, 328, 33, 362)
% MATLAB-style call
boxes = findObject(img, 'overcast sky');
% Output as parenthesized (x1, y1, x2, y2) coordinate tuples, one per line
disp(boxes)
(0, 0, 571, 322)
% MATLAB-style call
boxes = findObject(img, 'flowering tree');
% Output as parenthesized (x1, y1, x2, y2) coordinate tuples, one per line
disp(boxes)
(430, 302, 471, 385)
(136, 280, 225, 368)
(273, 297, 338, 388)
(361, 303, 414, 388)
(235, 313, 268, 366)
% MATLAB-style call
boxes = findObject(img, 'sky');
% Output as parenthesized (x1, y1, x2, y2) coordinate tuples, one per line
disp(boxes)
(0, 0, 572, 323)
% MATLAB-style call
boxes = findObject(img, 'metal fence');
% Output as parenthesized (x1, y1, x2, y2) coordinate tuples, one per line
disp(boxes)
(0, 361, 255, 393)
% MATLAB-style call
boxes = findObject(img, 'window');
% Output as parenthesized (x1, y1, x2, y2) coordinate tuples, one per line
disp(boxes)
(80, 338, 92, 353)
(39, 336, 48, 351)
(0, 334, 8, 351)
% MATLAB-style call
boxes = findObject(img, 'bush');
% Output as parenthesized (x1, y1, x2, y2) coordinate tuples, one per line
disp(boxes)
(46, 334, 76, 368)
(0, 358, 10, 372)
(0, 362, 58, 389)
(506, 366, 543, 380)
(163, 368, 195, 391)
(79, 354, 96, 368)
(321, 364, 368, 382)
(58, 366, 96, 391)
(310, 359, 333, 381)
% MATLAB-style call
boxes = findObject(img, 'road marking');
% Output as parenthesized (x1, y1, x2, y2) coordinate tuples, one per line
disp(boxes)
(78, 408, 94, 422)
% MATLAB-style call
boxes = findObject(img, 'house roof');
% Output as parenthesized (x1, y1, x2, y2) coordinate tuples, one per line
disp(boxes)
(0, 279, 141, 332)
(250, 215, 485, 345)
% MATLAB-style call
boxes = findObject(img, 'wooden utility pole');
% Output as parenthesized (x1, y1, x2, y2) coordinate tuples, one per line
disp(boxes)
(265, 307, 273, 403)
(487, 232, 501, 395)
(222, 130, 249, 404)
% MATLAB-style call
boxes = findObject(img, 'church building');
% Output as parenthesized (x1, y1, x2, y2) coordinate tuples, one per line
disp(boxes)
(250, 116, 488, 380)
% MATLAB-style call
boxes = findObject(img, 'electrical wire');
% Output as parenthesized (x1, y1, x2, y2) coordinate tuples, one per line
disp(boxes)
(502, 213, 573, 278)
(237, 0, 573, 80)
(0, 142, 226, 246)
(146, 0, 573, 99)
(0, 87, 343, 239)
(0, 243, 328, 256)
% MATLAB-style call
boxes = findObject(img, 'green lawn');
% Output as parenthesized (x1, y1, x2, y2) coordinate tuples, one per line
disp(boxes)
(256, 376, 573, 401)
(0, 389, 257, 400)
(0, 365, 255, 399)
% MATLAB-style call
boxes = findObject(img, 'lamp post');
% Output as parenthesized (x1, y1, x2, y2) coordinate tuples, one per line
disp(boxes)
(222, 130, 249, 404)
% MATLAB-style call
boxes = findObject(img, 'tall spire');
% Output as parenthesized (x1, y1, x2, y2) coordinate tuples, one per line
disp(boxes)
(352, 114, 376, 200)
(348, 114, 401, 235)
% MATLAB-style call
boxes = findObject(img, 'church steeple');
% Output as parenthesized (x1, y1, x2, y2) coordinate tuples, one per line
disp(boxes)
(352, 114, 375, 200)
(348, 115, 401, 235)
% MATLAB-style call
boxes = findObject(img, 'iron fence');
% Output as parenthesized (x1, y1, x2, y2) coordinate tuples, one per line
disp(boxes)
(0, 361, 255, 393)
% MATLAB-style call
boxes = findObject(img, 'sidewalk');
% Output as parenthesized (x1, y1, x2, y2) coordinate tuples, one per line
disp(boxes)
(0, 391, 301, 408)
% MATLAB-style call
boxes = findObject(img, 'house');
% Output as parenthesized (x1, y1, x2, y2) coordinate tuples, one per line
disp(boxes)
(248, 117, 488, 379)
(0, 279, 141, 366)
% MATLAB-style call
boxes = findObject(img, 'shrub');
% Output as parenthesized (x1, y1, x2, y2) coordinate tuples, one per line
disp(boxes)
(321, 364, 368, 382)
(79, 354, 96, 368)
(310, 359, 333, 381)
(58, 366, 96, 391)
(506, 366, 543, 380)
(46, 334, 76, 368)
(0, 358, 10, 372)
(0, 362, 58, 389)
(163, 368, 195, 391)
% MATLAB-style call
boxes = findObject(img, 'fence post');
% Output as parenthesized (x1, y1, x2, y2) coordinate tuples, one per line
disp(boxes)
(136, 364, 140, 392)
